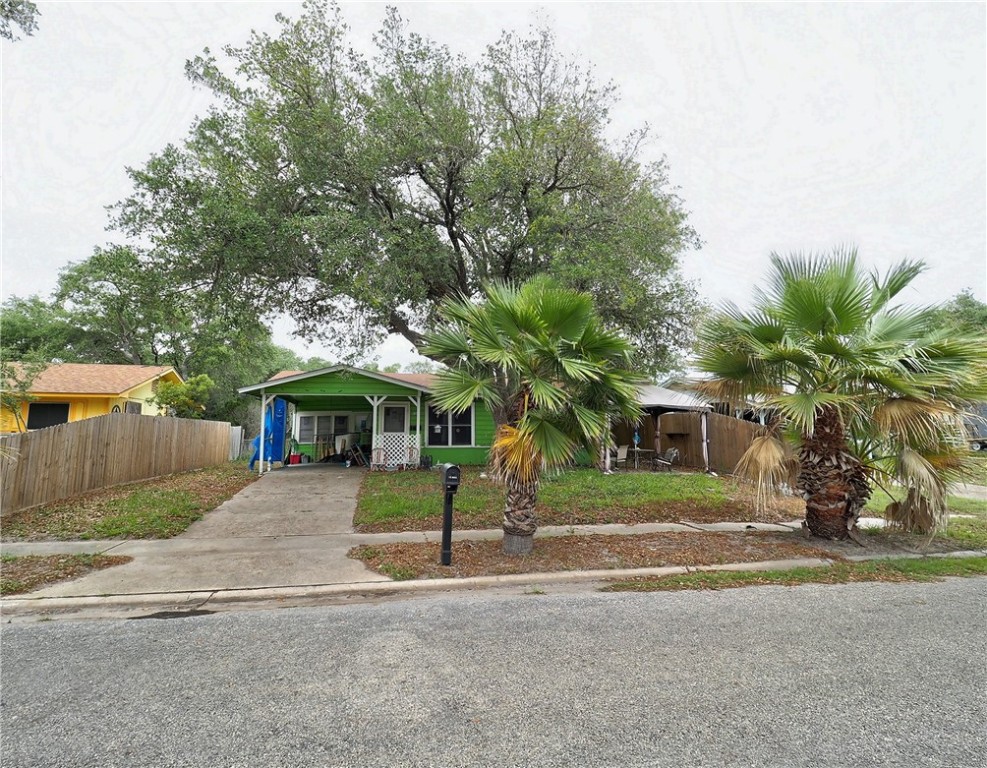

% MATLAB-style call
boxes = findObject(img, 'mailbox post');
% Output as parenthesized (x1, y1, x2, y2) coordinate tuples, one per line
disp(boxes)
(438, 464, 461, 566)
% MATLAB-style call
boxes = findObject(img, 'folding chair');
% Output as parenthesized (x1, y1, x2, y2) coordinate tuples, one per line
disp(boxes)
(651, 447, 680, 472)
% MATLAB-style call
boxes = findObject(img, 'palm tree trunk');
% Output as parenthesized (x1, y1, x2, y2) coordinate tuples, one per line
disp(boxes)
(798, 406, 871, 540)
(503, 481, 538, 555)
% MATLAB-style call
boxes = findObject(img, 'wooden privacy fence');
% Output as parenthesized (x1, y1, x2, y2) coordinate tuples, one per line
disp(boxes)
(0, 413, 232, 515)
(656, 411, 761, 474)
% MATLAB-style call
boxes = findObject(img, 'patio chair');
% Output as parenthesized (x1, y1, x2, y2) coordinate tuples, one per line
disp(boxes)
(614, 444, 629, 469)
(371, 446, 386, 470)
(651, 447, 680, 472)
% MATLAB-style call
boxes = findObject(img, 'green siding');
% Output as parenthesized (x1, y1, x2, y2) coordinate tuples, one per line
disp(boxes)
(263, 371, 420, 397)
(288, 396, 380, 411)
(424, 446, 490, 465)
(472, 400, 495, 446)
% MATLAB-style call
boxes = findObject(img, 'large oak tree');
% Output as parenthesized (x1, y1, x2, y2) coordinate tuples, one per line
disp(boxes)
(111, 1, 700, 375)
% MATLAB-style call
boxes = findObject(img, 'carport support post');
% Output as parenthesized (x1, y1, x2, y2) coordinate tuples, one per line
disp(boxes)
(258, 390, 267, 475)
(364, 395, 386, 467)
(411, 394, 421, 464)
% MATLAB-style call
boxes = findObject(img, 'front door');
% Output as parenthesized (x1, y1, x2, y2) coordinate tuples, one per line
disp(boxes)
(381, 405, 408, 465)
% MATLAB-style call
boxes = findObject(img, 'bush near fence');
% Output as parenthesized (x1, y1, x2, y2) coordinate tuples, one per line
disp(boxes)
(0, 413, 232, 515)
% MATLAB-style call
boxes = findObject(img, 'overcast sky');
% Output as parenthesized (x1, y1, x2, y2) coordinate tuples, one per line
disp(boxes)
(2, 1, 984, 365)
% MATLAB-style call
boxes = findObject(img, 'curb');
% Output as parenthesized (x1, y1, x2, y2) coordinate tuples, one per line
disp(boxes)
(3, 550, 985, 620)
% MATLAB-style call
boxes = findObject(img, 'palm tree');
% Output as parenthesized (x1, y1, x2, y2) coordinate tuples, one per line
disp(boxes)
(422, 277, 643, 555)
(696, 249, 987, 540)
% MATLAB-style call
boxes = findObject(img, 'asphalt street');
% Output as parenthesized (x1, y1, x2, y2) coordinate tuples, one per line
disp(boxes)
(2, 578, 985, 768)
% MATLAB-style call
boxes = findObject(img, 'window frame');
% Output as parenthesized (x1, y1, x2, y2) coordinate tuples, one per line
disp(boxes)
(426, 403, 474, 448)
(295, 411, 355, 443)
(26, 402, 70, 430)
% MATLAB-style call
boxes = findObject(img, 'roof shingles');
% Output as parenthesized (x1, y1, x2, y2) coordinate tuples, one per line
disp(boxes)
(24, 363, 180, 395)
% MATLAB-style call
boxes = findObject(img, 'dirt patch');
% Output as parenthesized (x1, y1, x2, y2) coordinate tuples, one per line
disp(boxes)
(1, 554, 132, 595)
(800, 528, 978, 558)
(350, 531, 840, 580)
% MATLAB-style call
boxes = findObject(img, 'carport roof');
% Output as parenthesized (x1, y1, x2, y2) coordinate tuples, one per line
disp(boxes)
(636, 384, 710, 411)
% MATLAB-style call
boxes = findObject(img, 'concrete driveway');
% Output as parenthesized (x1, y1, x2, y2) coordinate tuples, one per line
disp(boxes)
(24, 464, 392, 598)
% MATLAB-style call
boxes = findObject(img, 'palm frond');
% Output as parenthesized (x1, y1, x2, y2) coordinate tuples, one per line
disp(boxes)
(419, 326, 472, 364)
(431, 369, 503, 413)
(767, 391, 854, 434)
(527, 377, 567, 411)
(871, 397, 961, 448)
(883, 446, 948, 534)
(491, 424, 541, 487)
(517, 409, 580, 469)
(870, 259, 927, 313)
(734, 434, 799, 516)
(557, 355, 604, 382)
(567, 402, 610, 442)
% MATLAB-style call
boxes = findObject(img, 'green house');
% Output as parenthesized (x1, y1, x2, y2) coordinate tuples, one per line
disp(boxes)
(238, 365, 494, 469)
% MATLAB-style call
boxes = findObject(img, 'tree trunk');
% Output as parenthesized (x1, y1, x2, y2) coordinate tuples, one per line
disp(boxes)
(503, 481, 537, 555)
(798, 406, 870, 540)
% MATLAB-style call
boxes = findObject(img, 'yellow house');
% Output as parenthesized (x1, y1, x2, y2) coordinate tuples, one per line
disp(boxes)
(1, 363, 184, 433)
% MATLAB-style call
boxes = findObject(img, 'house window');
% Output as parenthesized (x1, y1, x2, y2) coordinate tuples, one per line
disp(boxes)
(298, 415, 333, 443)
(26, 403, 70, 430)
(427, 405, 473, 447)
(125, 401, 142, 415)
(298, 414, 351, 443)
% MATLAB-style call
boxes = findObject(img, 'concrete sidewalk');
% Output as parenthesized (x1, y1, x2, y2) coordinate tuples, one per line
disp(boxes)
(2, 464, 984, 619)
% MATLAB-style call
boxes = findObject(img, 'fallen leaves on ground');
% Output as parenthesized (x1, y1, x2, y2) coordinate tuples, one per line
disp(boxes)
(350, 532, 839, 580)
(0, 554, 133, 595)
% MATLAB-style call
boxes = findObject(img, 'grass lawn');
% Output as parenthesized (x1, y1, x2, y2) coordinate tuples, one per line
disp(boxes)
(603, 556, 987, 592)
(963, 453, 987, 479)
(0, 553, 133, 595)
(354, 467, 801, 532)
(943, 514, 987, 549)
(863, 486, 987, 550)
(1, 462, 258, 541)
(864, 487, 984, 516)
